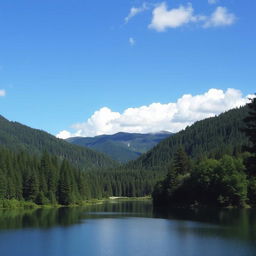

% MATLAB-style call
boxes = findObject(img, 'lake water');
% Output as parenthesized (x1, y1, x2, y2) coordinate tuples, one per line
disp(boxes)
(0, 200, 256, 256)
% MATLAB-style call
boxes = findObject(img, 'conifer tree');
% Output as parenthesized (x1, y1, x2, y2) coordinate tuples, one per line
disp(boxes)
(242, 96, 256, 176)
(58, 161, 73, 205)
(243, 97, 256, 152)
(173, 147, 191, 175)
(0, 168, 6, 199)
(242, 96, 256, 205)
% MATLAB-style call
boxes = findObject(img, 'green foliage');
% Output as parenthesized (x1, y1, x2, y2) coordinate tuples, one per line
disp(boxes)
(0, 147, 165, 207)
(241, 97, 256, 176)
(192, 156, 247, 207)
(35, 192, 49, 205)
(58, 161, 74, 205)
(0, 199, 38, 209)
(152, 101, 256, 209)
(0, 115, 117, 169)
(248, 178, 256, 205)
(173, 147, 191, 175)
(130, 106, 249, 170)
(153, 155, 248, 208)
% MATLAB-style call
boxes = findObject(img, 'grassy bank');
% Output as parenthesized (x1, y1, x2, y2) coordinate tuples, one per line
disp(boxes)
(109, 196, 151, 201)
(0, 199, 41, 209)
(0, 197, 152, 209)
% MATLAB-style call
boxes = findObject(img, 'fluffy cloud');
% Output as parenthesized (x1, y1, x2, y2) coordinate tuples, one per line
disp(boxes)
(148, 2, 236, 31)
(0, 90, 6, 97)
(204, 6, 236, 27)
(148, 3, 201, 31)
(125, 3, 148, 23)
(129, 37, 135, 46)
(56, 88, 252, 139)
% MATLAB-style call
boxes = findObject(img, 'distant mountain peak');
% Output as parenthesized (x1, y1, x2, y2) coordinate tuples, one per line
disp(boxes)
(66, 131, 172, 163)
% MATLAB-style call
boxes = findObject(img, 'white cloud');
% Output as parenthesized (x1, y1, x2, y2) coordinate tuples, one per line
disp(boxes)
(129, 37, 135, 46)
(0, 90, 6, 97)
(204, 6, 236, 27)
(57, 130, 72, 139)
(149, 3, 200, 31)
(148, 2, 236, 31)
(208, 0, 218, 4)
(56, 88, 252, 139)
(125, 3, 148, 23)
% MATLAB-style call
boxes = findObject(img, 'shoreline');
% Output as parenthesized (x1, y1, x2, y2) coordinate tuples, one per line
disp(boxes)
(0, 196, 152, 210)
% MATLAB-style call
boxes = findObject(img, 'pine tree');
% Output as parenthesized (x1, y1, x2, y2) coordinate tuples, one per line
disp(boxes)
(0, 168, 6, 199)
(28, 171, 39, 202)
(173, 147, 191, 175)
(58, 161, 73, 205)
(242, 96, 256, 176)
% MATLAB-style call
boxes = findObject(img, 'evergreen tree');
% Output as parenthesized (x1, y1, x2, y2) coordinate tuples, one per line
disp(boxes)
(27, 171, 39, 202)
(173, 147, 191, 175)
(242, 96, 256, 176)
(152, 155, 248, 208)
(58, 161, 73, 205)
(0, 168, 6, 199)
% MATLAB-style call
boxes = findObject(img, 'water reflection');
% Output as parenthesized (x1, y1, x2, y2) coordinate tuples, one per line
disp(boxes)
(0, 200, 255, 243)
(154, 206, 256, 242)
(0, 201, 153, 230)
(0, 207, 82, 230)
(0, 201, 256, 256)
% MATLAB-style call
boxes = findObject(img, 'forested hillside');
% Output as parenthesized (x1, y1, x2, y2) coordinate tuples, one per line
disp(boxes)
(0, 147, 164, 206)
(67, 132, 171, 162)
(0, 115, 166, 206)
(130, 106, 249, 170)
(0, 103, 254, 207)
(0, 115, 116, 169)
(152, 98, 256, 208)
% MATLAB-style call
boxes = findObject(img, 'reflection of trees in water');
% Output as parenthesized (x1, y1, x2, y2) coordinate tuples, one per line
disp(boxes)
(86, 200, 153, 216)
(153, 207, 256, 242)
(0, 201, 153, 230)
(0, 201, 255, 243)
(0, 207, 84, 230)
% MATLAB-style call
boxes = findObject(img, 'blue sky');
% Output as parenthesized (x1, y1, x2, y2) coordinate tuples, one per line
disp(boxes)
(0, 0, 255, 137)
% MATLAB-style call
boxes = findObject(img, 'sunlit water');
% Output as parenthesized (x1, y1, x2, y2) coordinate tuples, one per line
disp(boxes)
(0, 200, 255, 256)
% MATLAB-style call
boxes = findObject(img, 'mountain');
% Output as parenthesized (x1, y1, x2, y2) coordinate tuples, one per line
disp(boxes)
(67, 131, 172, 162)
(129, 106, 249, 170)
(0, 115, 117, 169)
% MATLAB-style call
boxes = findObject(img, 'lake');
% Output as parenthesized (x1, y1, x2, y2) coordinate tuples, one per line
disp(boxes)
(0, 200, 255, 256)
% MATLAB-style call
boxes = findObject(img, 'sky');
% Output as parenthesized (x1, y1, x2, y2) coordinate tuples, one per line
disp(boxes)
(0, 0, 255, 138)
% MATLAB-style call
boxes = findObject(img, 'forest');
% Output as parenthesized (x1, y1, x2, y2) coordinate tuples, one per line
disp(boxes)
(0, 98, 255, 208)
(0, 149, 164, 207)
(152, 97, 256, 208)
(0, 115, 116, 169)
(129, 105, 249, 170)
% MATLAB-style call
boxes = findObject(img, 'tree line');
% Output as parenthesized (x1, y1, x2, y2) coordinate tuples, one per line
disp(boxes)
(0, 115, 117, 169)
(130, 105, 249, 170)
(0, 98, 255, 208)
(0, 149, 165, 206)
(152, 97, 256, 208)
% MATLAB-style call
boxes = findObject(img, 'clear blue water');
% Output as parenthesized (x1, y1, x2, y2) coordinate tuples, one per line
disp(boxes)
(0, 201, 255, 256)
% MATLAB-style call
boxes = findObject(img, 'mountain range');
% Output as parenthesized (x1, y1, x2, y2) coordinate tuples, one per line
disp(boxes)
(0, 104, 249, 171)
(66, 131, 172, 162)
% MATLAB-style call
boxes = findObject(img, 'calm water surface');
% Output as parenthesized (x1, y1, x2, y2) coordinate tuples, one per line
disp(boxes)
(0, 200, 256, 256)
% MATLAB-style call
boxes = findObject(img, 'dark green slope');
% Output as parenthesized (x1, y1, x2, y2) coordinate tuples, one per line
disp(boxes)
(129, 106, 249, 170)
(67, 132, 172, 162)
(0, 115, 117, 169)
